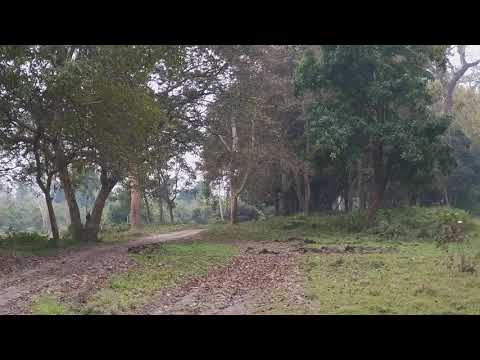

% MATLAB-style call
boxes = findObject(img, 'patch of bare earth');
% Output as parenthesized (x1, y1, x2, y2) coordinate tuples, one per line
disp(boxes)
(0, 229, 204, 314)
(139, 241, 308, 315)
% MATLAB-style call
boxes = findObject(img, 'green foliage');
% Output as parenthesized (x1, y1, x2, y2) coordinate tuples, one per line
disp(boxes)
(0, 190, 43, 233)
(0, 231, 51, 255)
(0, 227, 96, 256)
(201, 206, 477, 246)
(296, 45, 453, 207)
(106, 188, 131, 225)
(441, 126, 480, 214)
(102, 223, 131, 234)
(366, 207, 473, 243)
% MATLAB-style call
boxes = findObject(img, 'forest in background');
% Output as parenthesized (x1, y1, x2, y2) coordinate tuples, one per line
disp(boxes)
(1, 45, 480, 241)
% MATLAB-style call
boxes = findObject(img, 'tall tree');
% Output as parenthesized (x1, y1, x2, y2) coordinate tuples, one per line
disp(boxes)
(297, 45, 452, 223)
(0, 45, 167, 241)
(440, 46, 480, 114)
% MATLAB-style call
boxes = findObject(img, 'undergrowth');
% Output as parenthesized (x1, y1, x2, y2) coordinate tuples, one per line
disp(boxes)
(31, 295, 75, 315)
(201, 206, 477, 245)
(0, 232, 58, 256)
(0, 223, 203, 256)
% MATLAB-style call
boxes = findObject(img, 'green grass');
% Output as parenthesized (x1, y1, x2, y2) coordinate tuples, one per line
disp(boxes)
(197, 214, 352, 243)
(79, 242, 237, 314)
(31, 295, 75, 315)
(301, 239, 480, 314)
(0, 232, 87, 257)
(200, 206, 476, 244)
(30, 242, 237, 315)
(201, 208, 480, 314)
(256, 236, 480, 315)
(24, 207, 480, 315)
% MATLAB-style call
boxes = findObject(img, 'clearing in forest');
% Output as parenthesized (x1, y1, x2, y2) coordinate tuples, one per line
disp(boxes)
(3, 207, 480, 315)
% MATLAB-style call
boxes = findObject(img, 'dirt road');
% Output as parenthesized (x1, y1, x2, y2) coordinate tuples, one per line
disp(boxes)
(0, 229, 205, 315)
(139, 241, 307, 315)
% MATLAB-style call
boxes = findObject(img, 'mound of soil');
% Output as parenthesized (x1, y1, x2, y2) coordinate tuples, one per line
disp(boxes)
(300, 245, 396, 254)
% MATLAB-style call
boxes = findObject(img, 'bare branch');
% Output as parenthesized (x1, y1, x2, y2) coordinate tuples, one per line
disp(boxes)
(217, 134, 231, 152)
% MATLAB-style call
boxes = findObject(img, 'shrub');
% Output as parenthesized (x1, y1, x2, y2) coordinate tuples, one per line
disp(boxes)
(434, 208, 471, 245)
(445, 253, 476, 274)
(242, 206, 476, 244)
(365, 206, 474, 242)
(332, 211, 369, 232)
(102, 223, 130, 233)
(0, 231, 50, 253)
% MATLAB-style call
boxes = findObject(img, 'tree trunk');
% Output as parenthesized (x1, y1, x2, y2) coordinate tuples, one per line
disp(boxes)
(409, 191, 417, 206)
(346, 166, 355, 212)
(158, 198, 164, 224)
(304, 171, 311, 215)
(344, 189, 350, 212)
(358, 158, 367, 211)
(36, 197, 50, 234)
(359, 189, 367, 210)
(168, 201, 174, 224)
(230, 192, 238, 225)
(57, 162, 84, 241)
(44, 194, 60, 242)
(274, 190, 280, 216)
(218, 192, 224, 221)
(64, 200, 70, 227)
(367, 142, 386, 225)
(346, 183, 353, 212)
(84, 173, 117, 242)
(280, 172, 289, 216)
(35, 171, 60, 243)
(144, 194, 151, 224)
(444, 187, 450, 207)
(445, 81, 456, 115)
(129, 172, 143, 231)
(294, 172, 304, 213)
(303, 98, 312, 216)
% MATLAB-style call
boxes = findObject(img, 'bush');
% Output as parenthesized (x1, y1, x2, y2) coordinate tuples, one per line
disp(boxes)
(219, 206, 476, 245)
(102, 223, 130, 233)
(331, 211, 369, 232)
(0, 231, 50, 253)
(237, 204, 259, 222)
(191, 208, 208, 224)
(366, 206, 474, 242)
(445, 252, 476, 274)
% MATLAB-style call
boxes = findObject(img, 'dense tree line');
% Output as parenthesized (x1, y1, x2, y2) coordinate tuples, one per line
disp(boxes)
(2, 45, 480, 239)
(203, 45, 480, 223)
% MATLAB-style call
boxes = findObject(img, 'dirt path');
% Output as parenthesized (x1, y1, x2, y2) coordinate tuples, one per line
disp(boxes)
(139, 241, 308, 315)
(0, 229, 205, 315)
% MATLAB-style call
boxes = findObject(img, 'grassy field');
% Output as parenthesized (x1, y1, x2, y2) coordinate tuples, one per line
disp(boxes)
(301, 249, 480, 314)
(31, 242, 237, 315)
(24, 206, 480, 314)
(0, 231, 88, 257)
(198, 207, 480, 314)
(299, 236, 480, 314)
(82, 242, 236, 314)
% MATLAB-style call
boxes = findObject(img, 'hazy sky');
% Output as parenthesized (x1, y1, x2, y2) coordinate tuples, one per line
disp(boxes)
(450, 45, 480, 66)
(465, 45, 480, 60)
